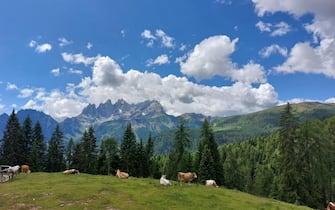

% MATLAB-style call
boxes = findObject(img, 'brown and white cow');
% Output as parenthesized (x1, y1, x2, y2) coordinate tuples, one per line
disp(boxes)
(205, 180, 218, 188)
(116, 169, 129, 179)
(177, 172, 197, 186)
(21, 165, 30, 173)
(63, 169, 80, 175)
(326, 202, 335, 210)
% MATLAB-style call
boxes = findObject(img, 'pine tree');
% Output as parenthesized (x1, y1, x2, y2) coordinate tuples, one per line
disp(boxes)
(65, 138, 75, 168)
(196, 118, 224, 184)
(100, 137, 118, 175)
(1, 109, 24, 165)
(29, 121, 46, 172)
(274, 103, 300, 203)
(22, 116, 33, 164)
(81, 127, 98, 174)
(134, 139, 146, 177)
(145, 133, 154, 177)
(166, 117, 191, 179)
(120, 123, 137, 175)
(198, 145, 215, 184)
(71, 142, 84, 170)
(47, 125, 65, 172)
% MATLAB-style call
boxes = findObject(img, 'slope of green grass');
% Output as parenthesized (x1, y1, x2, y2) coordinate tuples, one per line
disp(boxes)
(0, 172, 311, 210)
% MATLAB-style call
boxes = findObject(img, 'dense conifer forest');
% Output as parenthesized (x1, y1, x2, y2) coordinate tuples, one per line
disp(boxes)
(1, 103, 334, 209)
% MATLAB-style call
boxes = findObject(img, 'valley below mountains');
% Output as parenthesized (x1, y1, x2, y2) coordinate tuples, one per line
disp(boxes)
(1, 99, 335, 154)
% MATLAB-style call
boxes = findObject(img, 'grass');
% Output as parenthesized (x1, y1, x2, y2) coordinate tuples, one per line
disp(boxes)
(0, 172, 311, 210)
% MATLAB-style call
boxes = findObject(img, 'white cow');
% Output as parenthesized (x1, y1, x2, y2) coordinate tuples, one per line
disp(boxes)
(6, 165, 20, 181)
(160, 175, 171, 186)
(205, 180, 219, 188)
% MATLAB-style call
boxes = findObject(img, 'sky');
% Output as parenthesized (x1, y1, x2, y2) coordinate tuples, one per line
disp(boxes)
(1, 0, 335, 122)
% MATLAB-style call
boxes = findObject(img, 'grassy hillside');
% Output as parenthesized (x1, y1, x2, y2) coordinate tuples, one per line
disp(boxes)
(0, 173, 311, 210)
(212, 102, 335, 145)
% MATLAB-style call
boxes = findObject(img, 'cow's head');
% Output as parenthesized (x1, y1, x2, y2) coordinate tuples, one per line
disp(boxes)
(193, 172, 197, 178)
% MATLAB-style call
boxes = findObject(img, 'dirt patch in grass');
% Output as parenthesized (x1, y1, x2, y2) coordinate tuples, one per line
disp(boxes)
(9, 203, 40, 210)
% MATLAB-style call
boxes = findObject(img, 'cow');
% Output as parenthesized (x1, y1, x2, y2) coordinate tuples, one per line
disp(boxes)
(326, 202, 335, 210)
(116, 169, 129, 179)
(21, 165, 30, 173)
(63, 169, 80, 175)
(177, 172, 197, 186)
(5, 165, 20, 181)
(160, 175, 171, 186)
(7, 165, 20, 175)
(205, 180, 218, 188)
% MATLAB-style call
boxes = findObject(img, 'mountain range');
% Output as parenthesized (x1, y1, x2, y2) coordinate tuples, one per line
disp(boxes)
(1, 99, 335, 154)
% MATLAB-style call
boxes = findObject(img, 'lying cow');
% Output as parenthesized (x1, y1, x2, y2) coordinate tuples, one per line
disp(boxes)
(116, 169, 129, 179)
(205, 180, 218, 188)
(63, 169, 80, 175)
(21, 165, 30, 173)
(177, 172, 197, 186)
(326, 202, 335, 210)
(160, 175, 171, 186)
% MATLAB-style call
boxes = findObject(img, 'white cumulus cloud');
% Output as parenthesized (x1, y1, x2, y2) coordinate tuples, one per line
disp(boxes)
(62, 52, 99, 66)
(252, 0, 335, 78)
(35, 43, 52, 53)
(180, 35, 266, 84)
(259, 44, 288, 58)
(146, 54, 170, 67)
(29, 40, 52, 53)
(58, 37, 73, 47)
(141, 29, 175, 48)
(19, 88, 34, 98)
(51, 68, 60, 76)
(256, 21, 291, 36)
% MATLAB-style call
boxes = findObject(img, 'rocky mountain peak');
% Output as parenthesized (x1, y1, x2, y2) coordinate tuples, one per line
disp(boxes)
(80, 104, 97, 117)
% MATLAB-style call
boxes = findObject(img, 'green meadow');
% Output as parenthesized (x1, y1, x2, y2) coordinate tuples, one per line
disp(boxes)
(0, 173, 311, 210)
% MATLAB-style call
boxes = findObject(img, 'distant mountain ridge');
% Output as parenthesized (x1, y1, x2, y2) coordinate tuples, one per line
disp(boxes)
(1, 100, 335, 153)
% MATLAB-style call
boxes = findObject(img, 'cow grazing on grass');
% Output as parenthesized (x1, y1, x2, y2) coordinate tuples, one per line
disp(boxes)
(205, 180, 218, 188)
(160, 175, 171, 186)
(8, 165, 20, 175)
(5, 165, 20, 181)
(63, 169, 80, 175)
(177, 172, 197, 186)
(116, 169, 129, 179)
(326, 202, 335, 210)
(21, 165, 30, 173)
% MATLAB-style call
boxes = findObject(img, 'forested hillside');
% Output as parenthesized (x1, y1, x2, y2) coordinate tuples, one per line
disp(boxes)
(220, 104, 335, 209)
(212, 102, 335, 145)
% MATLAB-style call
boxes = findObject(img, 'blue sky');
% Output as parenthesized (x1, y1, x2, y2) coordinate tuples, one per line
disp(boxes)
(1, 0, 335, 121)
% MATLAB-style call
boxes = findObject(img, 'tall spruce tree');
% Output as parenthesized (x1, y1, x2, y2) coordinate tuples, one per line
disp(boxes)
(71, 142, 84, 171)
(145, 133, 154, 177)
(29, 121, 46, 172)
(134, 139, 146, 177)
(1, 110, 24, 165)
(65, 138, 75, 168)
(196, 118, 224, 184)
(22, 116, 33, 164)
(166, 118, 191, 179)
(99, 137, 118, 175)
(47, 125, 65, 172)
(80, 127, 98, 174)
(120, 123, 137, 175)
(198, 145, 215, 183)
(273, 103, 300, 203)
